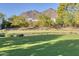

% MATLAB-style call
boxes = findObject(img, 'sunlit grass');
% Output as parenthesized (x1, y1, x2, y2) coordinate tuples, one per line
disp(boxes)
(0, 34, 79, 55)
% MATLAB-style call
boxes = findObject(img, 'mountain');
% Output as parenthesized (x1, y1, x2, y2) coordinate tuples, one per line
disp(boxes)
(42, 8, 58, 19)
(20, 8, 57, 21)
(20, 10, 40, 19)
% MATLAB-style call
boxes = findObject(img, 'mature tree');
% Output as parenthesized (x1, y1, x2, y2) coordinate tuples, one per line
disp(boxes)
(37, 15, 52, 27)
(56, 3, 66, 27)
(65, 3, 79, 27)
(0, 13, 5, 19)
(56, 3, 79, 27)
(74, 11, 79, 27)
(63, 11, 73, 27)
(1, 20, 11, 28)
(0, 13, 7, 29)
(10, 16, 29, 27)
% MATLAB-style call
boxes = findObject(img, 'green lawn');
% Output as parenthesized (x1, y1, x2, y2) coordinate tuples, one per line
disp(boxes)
(0, 34, 79, 56)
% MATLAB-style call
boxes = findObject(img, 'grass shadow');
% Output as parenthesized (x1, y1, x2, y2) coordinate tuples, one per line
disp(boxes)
(0, 39, 79, 56)
(0, 34, 62, 48)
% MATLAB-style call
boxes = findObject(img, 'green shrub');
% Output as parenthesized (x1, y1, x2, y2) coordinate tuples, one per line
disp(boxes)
(17, 34, 24, 37)
(5, 33, 14, 37)
(0, 33, 5, 37)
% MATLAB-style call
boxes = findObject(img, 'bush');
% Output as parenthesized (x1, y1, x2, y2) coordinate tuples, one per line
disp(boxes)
(0, 33, 5, 37)
(17, 34, 24, 37)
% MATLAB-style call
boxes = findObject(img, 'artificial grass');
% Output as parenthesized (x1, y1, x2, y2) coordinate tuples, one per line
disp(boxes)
(0, 34, 79, 56)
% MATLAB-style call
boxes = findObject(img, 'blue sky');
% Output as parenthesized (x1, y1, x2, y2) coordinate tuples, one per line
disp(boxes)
(0, 3, 59, 17)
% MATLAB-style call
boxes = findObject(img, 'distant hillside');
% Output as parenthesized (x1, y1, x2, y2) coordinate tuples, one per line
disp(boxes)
(42, 8, 58, 19)
(20, 10, 40, 19)
(20, 8, 57, 21)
